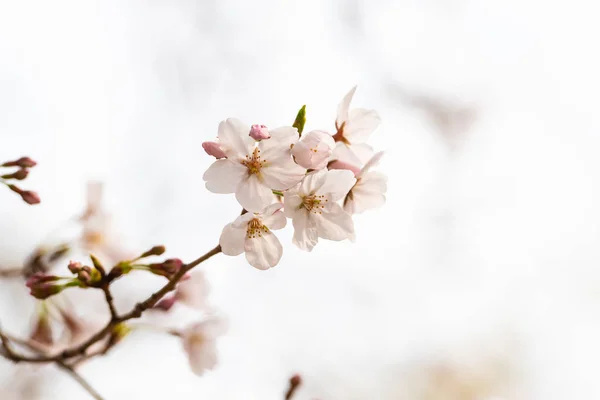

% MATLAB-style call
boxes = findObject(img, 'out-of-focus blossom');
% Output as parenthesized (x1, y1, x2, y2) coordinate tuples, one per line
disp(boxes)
(284, 169, 355, 251)
(220, 203, 286, 270)
(291, 130, 335, 170)
(182, 317, 227, 376)
(331, 86, 381, 165)
(341, 152, 387, 214)
(175, 271, 210, 310)
(202, 141, 227, 159)
(203, 118, 305, 212)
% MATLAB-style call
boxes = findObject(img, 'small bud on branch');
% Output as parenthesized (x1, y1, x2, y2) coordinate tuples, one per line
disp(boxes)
(2, 156, 37, 169)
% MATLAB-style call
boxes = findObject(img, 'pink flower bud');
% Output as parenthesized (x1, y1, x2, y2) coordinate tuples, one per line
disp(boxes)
(327, 159, 361, 177)
(148, 258, 184, 279)
(2, 156, 37, 168)
(1, 168, 29, 180)
(26, 273, 64, 299)
(8, 185, 41, 205)
(202, 141, 227, 159)
(291, 130, 335, 170)
(249, 124, 270, 141)
(68, 261, 83, 274)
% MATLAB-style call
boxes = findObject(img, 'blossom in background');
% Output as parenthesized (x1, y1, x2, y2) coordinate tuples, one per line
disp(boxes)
(331, 152, 387, 215)
(291, 130, 335, 170)
(284, 169, 356, 251)
(182, 317, 227, 376)
(175, 271, 210, 310)
(203, 118, 306, 212)
(219, 203, 287, 270)
(331, 86, 381, 166)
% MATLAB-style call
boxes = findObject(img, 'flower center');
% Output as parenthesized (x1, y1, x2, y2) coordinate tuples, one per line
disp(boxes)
(247, 218, 269, 239)
(241, 147, 267, 175)
(301, 194, 327, 214)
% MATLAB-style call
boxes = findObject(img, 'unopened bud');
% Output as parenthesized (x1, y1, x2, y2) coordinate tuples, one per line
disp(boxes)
(148, 258, 183, 279)
(1, 168, 29, 180)
(140, 245, 166, 258)
(68, 261, 83, 274)
(249, 124, 271, 140)
(89, 254, 106, 277)
(26, 273, 64, 300)
(8, 185, 40, 205)
(202, 141, 227, 159)
(108, 262, 132, 281)
(2, 157, 37, 169)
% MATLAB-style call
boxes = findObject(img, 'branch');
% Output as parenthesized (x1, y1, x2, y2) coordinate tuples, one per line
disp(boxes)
(101, 284, 118, 320)
(0, 268, 23, 278)
(56, 360, 104, 400)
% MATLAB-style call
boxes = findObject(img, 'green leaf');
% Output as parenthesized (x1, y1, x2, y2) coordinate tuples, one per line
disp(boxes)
(293, 105, 306, 135)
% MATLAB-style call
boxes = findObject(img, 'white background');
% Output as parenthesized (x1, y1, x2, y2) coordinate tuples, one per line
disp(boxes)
(2, 0, 600, 399)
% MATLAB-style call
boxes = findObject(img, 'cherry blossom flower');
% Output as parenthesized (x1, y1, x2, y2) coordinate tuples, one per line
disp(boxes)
(182, 317, 227, 376)
(203, 118, 306, 212)
(219, 203, 286, 270)
(331, 86, 381, 166)
(284, 169, 356, 251)
(291, 130, 335, 170)
(175, 271, 210, 310)
(341, 152, 387, 214)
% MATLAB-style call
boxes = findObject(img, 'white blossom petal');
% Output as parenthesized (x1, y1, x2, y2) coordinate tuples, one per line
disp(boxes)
(203, 160, 247, 194)
(261, 157, 306, 190)
(291, 130, 335, 170)
(344, 172, 387, 214)
(261, 204, 287, 230)
(176, 272, 209, 310)
(182, 318, 227, 377)
(300, 169, 327, 196)
(259, 126, 299, 156)
(343, 108, 381, 143)
(283, 189, 303, 218)
(292, 210, 319, 251)
(315, 204, 355, 242)
(336, 86, 357, 127)
(358, 151, 385, 178)
(244, 231, 283, 270)
(331, 142, 374, 166)
(318, 169, 356, 201)
(235, 175, 276, 212)
(219, 223, 246, 256)
(218, 118, 255, 159)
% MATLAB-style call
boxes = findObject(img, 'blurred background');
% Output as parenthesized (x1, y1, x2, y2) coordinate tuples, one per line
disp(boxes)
(2, 0, 600, 398)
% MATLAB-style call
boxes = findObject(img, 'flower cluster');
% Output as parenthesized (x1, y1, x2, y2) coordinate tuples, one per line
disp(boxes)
(203, 86, 387, 269)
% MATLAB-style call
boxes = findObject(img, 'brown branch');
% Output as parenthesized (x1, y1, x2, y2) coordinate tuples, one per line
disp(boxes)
(0, 244, 222, 365)
(0, 268, 23, 278)
(101, 284, 118, 320)
(56, 360, 104, 400)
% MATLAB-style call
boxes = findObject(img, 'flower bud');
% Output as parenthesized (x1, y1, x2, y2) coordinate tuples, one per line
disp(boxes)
(249, 124, 270, 140)
(148, 258, 184, 279)
(1, 168, 29, 180)
(202, 141, 227, 159)
(68, 260, 83, 274)
(8, 185, 41, 205)
(139, 245, 166, 258)
(2, 156, 37, 168)
(327, 159, 361, 176)
(26, 273, 64, 299)
(291, 130, 335, 170)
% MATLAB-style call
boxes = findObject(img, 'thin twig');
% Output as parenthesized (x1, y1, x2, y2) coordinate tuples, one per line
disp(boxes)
(0, 268, 23, 278)
(56, 360, 104, 400)
(101, 284, 118, 320)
